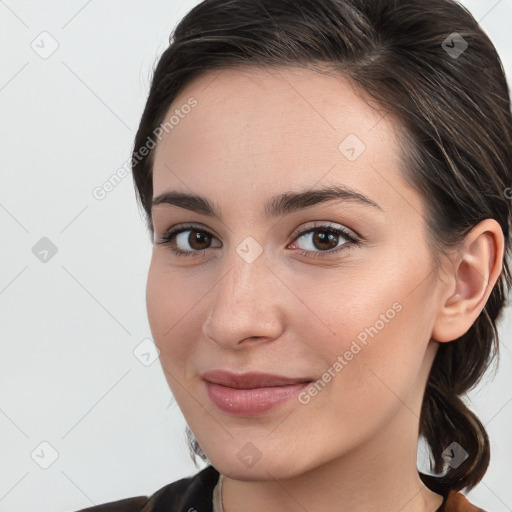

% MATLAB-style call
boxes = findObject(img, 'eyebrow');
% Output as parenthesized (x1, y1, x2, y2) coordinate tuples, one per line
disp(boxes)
(151, 185, 383, 219)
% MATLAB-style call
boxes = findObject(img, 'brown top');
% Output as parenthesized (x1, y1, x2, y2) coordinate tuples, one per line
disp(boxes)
(74, 465, 488, 512)
(441, 489, 487, 511)
(210, 475, 486, 512)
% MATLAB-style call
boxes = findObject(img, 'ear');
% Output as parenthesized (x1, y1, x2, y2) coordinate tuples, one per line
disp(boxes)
(431, 219, 505, 343)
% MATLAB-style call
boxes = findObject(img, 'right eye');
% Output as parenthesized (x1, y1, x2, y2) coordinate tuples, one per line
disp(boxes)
(157, 224, 222, 257)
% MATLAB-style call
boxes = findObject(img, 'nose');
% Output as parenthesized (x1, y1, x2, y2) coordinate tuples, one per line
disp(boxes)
(201, 243, 285, 350)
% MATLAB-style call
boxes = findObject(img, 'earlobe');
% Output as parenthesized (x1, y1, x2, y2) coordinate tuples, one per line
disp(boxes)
(431, 219, 504, 343)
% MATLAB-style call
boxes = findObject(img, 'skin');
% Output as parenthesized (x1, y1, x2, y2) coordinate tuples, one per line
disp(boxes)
(146, 65, 504, 512)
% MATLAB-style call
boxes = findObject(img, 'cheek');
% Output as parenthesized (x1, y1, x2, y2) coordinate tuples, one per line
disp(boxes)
(321, 279, 432, 424)
(146, 261, 206, 417)
(145, 260, 199, 364)
(146, 262, 170, 341)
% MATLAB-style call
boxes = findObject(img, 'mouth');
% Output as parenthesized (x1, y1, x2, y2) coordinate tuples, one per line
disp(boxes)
(200, 370, 314, 416)
(200, 369, 313, 388)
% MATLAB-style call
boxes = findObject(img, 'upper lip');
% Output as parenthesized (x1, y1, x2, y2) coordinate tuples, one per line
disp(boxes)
(201, 370, 312, 389)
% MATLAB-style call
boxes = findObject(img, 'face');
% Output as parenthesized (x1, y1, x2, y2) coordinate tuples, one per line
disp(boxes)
(146, 65, 443, 480)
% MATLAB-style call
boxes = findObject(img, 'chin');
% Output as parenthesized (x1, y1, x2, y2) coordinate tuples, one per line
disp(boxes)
(204, 445, 314, 482)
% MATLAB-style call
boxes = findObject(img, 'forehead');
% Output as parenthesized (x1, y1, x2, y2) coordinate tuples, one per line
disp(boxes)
(151, 65, 412, 221)
(153, 65, 393, 165)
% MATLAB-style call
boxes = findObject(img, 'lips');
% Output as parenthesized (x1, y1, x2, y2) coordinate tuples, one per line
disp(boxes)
(200, 369, 312, 389)
(201, 370, 314, 416)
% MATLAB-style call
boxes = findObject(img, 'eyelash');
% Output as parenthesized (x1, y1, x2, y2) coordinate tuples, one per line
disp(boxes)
(156, 222, 363, 260)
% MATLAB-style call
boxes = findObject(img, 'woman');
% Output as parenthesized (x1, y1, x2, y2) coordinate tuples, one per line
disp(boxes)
(77, 0, 511, 510)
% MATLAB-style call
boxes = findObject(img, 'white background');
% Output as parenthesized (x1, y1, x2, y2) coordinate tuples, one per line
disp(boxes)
(1, 1, 511, 511)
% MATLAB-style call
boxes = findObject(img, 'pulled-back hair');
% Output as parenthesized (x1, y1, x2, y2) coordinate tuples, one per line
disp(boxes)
(131, 0, 512, 495)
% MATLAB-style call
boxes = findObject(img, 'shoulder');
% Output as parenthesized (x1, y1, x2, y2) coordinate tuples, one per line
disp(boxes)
(72, 465, 220, 512)
(444, 489, 487, 512)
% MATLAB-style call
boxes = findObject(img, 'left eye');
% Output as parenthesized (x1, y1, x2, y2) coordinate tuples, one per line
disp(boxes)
(289, 224, 361, 259)
(292, 227, 347, 250)
(156, 223, 362, 259)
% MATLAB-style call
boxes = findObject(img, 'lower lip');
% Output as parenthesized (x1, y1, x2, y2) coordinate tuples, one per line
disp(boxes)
(204, 380, 311, 416)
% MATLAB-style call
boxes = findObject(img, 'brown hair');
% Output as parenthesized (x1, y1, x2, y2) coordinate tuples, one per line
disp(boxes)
(131, 0, 512, 495)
